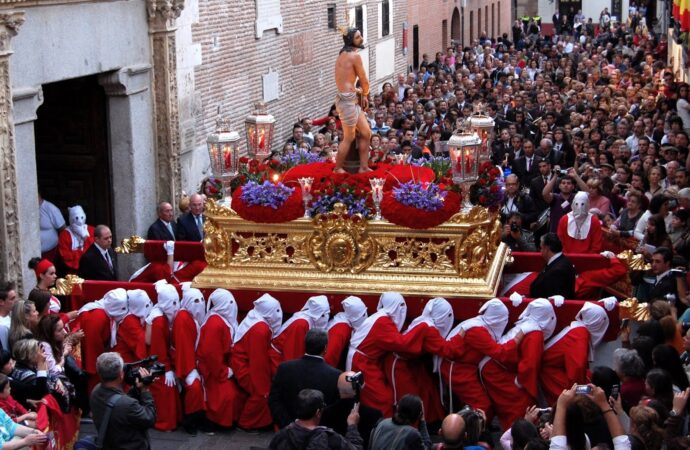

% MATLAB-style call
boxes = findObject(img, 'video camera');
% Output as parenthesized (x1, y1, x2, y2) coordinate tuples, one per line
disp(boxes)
(124, 355, 166, 386)
(346, 371, 364, 402)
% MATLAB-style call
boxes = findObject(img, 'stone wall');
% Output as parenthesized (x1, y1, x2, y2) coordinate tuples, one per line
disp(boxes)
(178, 0, 407, 195)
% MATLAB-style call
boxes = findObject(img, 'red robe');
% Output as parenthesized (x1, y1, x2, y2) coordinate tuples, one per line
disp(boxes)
(384, 322, 450, 423)
(350, 316, 413, 418)
(113, 315, 146, 363)
(172, 310, 205, 416)
(540, 327, 590, 405)
(231, 322, 274, 429)
(57, 226, 95, 272)
(439, 327, 518, 419)
(269, 318, 310, 372)
(147, 315, 182, 431)
(78, 309, 110, 393)
(557, 214, 604, 254)
(324, 322, 352, 369)
(481, 331, 544, 429)
(197, 315, 246, 426)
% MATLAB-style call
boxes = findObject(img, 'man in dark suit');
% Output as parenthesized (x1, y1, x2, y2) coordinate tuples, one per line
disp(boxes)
(78, 225, 117, 281)
(530, 233, 576, 299)
(512, 139, 541, 187)
(491, 128, 513, 165)
(529, 160, 554, 213)
(647, 247, 685, 315)
(321, 371, 382, 449)
(537, 138, 565, 168)
(146, 202, 177, 241)
(176, 193, 205, 242)
(269, 329, 342, 428)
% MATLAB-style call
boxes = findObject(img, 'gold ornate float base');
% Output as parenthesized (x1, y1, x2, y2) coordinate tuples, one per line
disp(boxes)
(193, 201, 511, 298)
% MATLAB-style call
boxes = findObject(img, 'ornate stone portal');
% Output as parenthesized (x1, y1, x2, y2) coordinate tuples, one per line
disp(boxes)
(193, 201, 511, 298)
(0, 11, 25, 292)
(147, 0, 184, 206)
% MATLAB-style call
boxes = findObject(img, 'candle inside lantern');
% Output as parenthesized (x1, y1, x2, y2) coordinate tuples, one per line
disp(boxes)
(465, 148, 473, 174)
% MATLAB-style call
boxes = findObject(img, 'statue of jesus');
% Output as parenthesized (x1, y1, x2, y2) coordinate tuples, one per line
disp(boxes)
(333, 28, 372, 173)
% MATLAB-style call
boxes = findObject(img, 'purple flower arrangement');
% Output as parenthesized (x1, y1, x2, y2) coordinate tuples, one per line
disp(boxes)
(280, 149, 324, 169)
(309, 184, 371, 218)
(393, 181, 447, 212)
(240, 180, 295, 209)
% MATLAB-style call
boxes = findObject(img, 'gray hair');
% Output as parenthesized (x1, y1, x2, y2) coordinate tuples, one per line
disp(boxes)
(613, 348, 646, 378)
(97, 352, 124, 382)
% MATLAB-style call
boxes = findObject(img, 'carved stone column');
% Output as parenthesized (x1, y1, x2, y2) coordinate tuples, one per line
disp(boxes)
(147, 0, 184, 204)
(0, 11, 25, 292)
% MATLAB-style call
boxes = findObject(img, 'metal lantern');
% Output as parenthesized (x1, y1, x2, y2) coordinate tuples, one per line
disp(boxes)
(244, 102, 276, 160)
(448, 132, 482, 210)
(466, 114, 495, 162)
(207, 117, 241, 201)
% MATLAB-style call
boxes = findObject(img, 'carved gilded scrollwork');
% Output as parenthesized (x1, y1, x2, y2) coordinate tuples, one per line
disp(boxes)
(616, 249, 651, 272)
(455, 226, 491, 278)
(306, 203, 377, 273)
(205, 199, 238, 217)
(50, 274, 84, 296)
(115, 235, 146, 254)
(372, 237, 455, 272)
(230, 232, 310, 265)
(203, 219, 230, 268)
(446, 206, 490, 224)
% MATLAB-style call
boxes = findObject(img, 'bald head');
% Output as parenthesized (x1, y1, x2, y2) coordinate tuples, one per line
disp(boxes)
(337, 371, 356, 399)
(439, 413, 465, 448)
(189, 193, 204, 216)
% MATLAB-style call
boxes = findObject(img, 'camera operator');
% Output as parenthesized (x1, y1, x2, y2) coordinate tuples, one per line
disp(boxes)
(369, 394, 431, 450)
(90, 352, 156, 450)
(320, 371, 382, 449)
(501, 212, 537, 252)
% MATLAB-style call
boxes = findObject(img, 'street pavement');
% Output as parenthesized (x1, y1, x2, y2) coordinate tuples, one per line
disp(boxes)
(80, 423, 275, 449)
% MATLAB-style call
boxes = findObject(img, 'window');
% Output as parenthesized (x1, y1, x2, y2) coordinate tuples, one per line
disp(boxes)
(497, 1, 501, 36)
(327, 4, 336, 30)
(477, 8, 481, 40)
(485, 6, 488, 36)
(382, 0, 390, 37)
(355, 5, 364, 36)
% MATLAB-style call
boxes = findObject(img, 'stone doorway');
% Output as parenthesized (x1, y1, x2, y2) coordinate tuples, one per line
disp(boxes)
(34, 75, 113, 232)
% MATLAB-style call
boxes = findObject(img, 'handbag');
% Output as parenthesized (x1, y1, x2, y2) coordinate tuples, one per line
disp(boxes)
(74, 393, 123, 450)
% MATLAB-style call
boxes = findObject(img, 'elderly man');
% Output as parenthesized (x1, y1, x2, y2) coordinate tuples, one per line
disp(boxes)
(147, 201, 177, 241)
(500, 174, 537, 226)
(176, 193, 205, 241)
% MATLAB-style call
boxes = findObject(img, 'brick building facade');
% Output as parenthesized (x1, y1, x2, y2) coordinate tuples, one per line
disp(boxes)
(407, 0, 512, 69)
(178, 0, 408, 194)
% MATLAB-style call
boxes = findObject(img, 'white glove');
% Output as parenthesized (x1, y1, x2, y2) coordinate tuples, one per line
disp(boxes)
(509, 292, 523, 307)
(600, 250, 615, 259)
(163, 240, 175, 256)
(185, 369, 200, 386)
(164, 371, 177, 387)
(599, 296, 618, 311)
(549, 295, 565, 307)
(227, 367, 234, 379)
(76, 225, 90, 240)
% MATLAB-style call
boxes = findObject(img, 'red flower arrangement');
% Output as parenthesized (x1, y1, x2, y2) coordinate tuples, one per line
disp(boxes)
(380, 190, 461, 229)
(471, 161, 504, 210)
(231, 186, 305, 223)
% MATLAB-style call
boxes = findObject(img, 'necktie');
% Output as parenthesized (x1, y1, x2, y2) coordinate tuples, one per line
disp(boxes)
(196, 216, 204, 238)
(526, 158, 531, 172)
(165, 222, 174, 240)
(104, 251, 113, 270)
